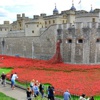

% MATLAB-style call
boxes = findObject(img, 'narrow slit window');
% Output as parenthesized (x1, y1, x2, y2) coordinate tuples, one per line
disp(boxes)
(77, 39, 83, 43)
(66, 39, 72, 43)
(96, 38, 100, 43)
(68, 39, 72, 43)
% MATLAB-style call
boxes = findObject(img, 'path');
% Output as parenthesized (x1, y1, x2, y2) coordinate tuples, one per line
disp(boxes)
(0, 83, 61, 100)
(0, 83, 26, 100)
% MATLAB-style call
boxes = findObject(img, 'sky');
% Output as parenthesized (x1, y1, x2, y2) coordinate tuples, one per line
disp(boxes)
(0, 0, 100, 24)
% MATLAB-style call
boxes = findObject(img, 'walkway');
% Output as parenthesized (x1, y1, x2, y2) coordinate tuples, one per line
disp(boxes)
(0, 83, 61, 100)
(0, 83, 26, 100)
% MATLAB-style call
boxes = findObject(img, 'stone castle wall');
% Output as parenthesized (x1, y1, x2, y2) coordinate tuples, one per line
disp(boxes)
(0, 25, 58, 60)
(61, 23, 100, 64)
(0, 23, 100, 64)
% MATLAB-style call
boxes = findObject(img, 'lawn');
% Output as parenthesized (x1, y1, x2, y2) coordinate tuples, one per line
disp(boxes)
(0, 92, 16, 100)
(0, 55, 100, 97)
(0, 68, 12, 74)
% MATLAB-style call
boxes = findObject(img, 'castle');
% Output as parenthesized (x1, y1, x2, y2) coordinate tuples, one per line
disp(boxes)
(0, 1, 100, 64)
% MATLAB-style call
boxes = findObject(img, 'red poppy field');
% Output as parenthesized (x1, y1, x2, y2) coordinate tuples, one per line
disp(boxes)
(0, 55, 100, 96)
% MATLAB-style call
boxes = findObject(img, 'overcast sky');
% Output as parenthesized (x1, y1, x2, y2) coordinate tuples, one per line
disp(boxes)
(0, 0, 100, 24)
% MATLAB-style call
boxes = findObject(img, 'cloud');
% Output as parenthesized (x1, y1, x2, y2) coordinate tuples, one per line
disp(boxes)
(0, 8, 8, 17)
(0, 0, 100, 24)
(0, 12, 7, 17)
(0, 0, 14, 6)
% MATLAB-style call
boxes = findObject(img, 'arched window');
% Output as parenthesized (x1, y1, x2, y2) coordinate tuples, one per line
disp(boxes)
(53, 20, 55, 23)
(32, 30, 34, 33)
(49, 21, 51, 24)
(92, 18, 95, 22)
(45, 21, 47, 25)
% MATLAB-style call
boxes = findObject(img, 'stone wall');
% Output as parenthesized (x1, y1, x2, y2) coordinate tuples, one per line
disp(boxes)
(62, 23, 100, 64)
(0, 24, 58, 60)
(0, 23, 100, 64)
(0, 36, 40, 58)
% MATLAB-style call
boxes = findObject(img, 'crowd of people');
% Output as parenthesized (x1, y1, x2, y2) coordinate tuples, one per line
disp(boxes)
(79, 94, 94, 100)
(26, 79, 55, 100)
(63, 91, 95, 100)
(27, 80, 95, 100)
(0, 72, 95, 100)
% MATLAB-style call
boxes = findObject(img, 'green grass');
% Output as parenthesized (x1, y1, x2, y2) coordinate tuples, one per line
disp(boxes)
(94, 96, 100, 100)
(0, 68, 12, 74)
(0, 92, 16, 100)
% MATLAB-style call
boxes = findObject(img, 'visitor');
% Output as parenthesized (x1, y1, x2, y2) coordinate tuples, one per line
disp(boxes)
(30, 79, 35, 90)
(39, 83, 44, 98)
(1, 72, 6, 86)
(48, 86, 51, 100)
(10, 73, 13, 88)
(36, 80, 40, 86)
(63, 89, 71, 100)
(48, 85, 55, 100)
(11, 72, 18, 90)
(26, 87, 32, 100)
(32, 83, 39, 97)
(79, 94, 87, 100)
(89, 96, 94, 100)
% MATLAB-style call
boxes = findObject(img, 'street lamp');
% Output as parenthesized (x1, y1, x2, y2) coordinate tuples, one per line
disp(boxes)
(1, 38, 5, 54)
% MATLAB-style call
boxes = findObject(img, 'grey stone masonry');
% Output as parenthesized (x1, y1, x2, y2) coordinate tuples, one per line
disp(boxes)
(1, 22, 100, 64)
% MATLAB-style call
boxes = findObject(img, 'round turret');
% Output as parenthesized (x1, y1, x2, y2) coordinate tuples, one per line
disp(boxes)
(90, 5, 93, 13)
(53, 4, 59, 15)
(70, 5, 76, 11)
(70, 0, 76, 11)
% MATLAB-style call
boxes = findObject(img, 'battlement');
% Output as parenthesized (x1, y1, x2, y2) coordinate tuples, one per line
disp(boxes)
(61, 10, 75, 15)
(4, 21, 10, 25)
(17, 13, 28, 20)
(33, 15, 39, 19)
(76, 12, 99, 18)
(40, 13, 46, 17)
(63, 22, 100, 29)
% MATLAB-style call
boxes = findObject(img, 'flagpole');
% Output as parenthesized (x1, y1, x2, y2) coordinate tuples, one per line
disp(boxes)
(78, 0, 81, 10)
(80, 1, 81, 10)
